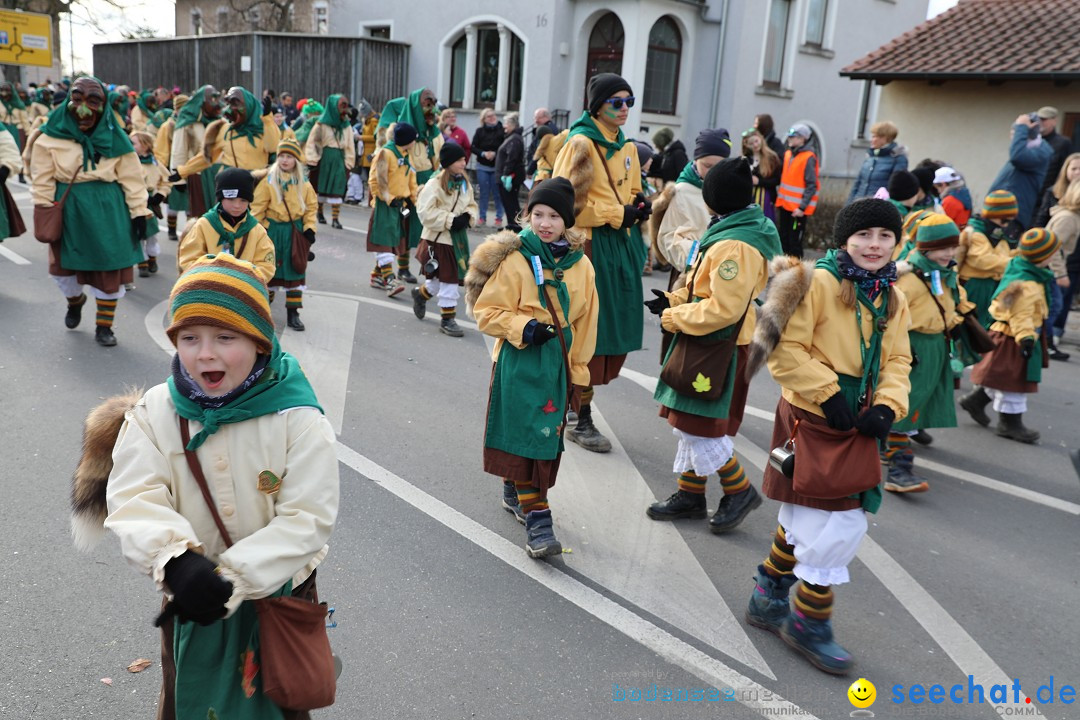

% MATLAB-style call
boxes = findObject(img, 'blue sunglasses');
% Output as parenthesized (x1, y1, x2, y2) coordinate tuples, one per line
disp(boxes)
(605, 96, 636, 110)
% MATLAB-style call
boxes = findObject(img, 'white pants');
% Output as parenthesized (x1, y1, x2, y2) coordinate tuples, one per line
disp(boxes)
(778, 503, 867, 587)
(985, 387, 1027, 414)
(52, 274, 125, 300)
(346, 173, 364, 201)
(318, 195, 342, 205)
(671, 429, 735, 477)
(374, 252, 396, 267)
(142, 236, 160, 260)
(424, 277, 460, 309)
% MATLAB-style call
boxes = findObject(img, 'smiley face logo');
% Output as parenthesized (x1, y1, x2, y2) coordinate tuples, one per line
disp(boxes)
(848, 678, 876, 709)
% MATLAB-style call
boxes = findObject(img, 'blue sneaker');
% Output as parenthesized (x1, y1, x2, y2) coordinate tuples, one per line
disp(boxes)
(745, 565, 796, 635)
(780, 609, 855, 675)
(501, 482, 526, 524)
(524, 509, 562, 558)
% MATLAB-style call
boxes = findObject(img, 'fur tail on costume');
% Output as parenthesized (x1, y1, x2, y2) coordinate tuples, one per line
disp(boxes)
(745, 255, 815, 380)
(463, 230, 523, 319)
(202, 118, 227, 162)
(648, 184, 677, 266)
(70, 389, 142, 551)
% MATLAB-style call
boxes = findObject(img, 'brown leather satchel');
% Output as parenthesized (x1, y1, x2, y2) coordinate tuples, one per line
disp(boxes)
(789, 417, 881, 500)
(282, 196, 311, 275)
(34, 164, 79, 243)
(178, 418, 337, 711)
(3, 183, 25, 237)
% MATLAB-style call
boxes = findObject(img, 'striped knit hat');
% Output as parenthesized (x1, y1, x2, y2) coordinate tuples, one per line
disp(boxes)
(982, 190, 1018, 220)
(173, 94, 190, 112)
(915, 213, 960, 251)
(1019, 228, 1061, 265)
(167, 254, 274, 354)
(277, 136, 303, 161)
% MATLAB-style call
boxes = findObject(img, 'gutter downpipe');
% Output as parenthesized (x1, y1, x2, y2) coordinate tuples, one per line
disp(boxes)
(706, 0, 730, 128)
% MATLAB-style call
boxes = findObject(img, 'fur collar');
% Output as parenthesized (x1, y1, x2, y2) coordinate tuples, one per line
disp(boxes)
(745, 255, 816, 380)
(464, 230, 523, 318)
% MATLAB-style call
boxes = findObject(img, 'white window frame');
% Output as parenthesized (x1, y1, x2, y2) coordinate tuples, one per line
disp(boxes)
(799, 0, 837, 58)
(360, 20, 394, 39)
(438, 17, 529, 113)
(757, 0, 796, 97)
(313, 1, 329, 35)
(215, 5, 228, 34)
(191, 8, 203, 36)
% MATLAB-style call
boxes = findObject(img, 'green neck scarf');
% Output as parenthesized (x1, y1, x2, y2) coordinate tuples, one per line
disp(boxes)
(224, 87, 264, 147)
(150, 107, 172, 128)
(567, 111, 627, 160)
(175, 85, 214, 130)
(203, 203, 259, 253)
(138, 152, 154, 165)
(517, 228, 585, 323)
(907, 250, 958, 289)
(389, 143, 412, 170)
(378, 89, 439, 146)
(993, 256, 1054, 308)
(318, 93, 349, 140)
(168, 338, 323, 450)
(136, 90, 155, 117)
(700, 205, 782, 261)
(816, 249, 890, 403)
(888, 199, 912, 225)
(676, 161, 703, 189)
(41, 79, 135, 170)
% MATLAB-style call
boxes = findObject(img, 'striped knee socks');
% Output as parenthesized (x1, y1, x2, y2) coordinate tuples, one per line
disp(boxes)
(885, 432, 910, 461)
(419, 285, 433, 300)
(718, 455, 749, 495)
(397, 254, 410, 273)
(286, 290, 302, 309)
(514, 480, 548, 514)
(677, 472, 707, 494)
(378, 263, 394, 281)
(167, 214, 177, 233)
(441, 306, 455, 320)
(331, 204, 341, 222)
(96, 299, 117, 328)
(794, 581, 834, 621)
(762, 525, 796, 579)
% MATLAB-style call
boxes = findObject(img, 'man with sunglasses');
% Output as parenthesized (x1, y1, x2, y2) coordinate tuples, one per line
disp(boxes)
(552, 73, 651, 453)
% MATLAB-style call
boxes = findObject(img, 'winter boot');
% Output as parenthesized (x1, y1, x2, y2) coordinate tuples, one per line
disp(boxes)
(709, 485, 763, 533)
(566, 409, 578, 425)
(287, 307, 305, 331)
(996, 412, 1040, 444)
(884, 452, 929, 493)
(331, 218, 343, 230)
(959, 386, 992, 427)
(18, 172, 25, 184)
(646, 489, 707, 520)
(566, 404, 611, 453)
(412, 288, 428, 319)
(94, 325, 117, 347)
(138, 262, 150, 278)
(168, 227, 178, 242)
(65, 294, 87, 329)
(398, 267, 418, 284)
(1049, 342, 1070, 361)
(524, 509, 562, 558)
(501, 482, 526, 525)
(910, 429, 933, 445)
(440, 315, 464, 337)
(781, 609, 854, 675)
(147, 257, 158, 274)
(384, 274, 406, 298)
(317, 208, 327, 224)
(745, 566, 798, 635)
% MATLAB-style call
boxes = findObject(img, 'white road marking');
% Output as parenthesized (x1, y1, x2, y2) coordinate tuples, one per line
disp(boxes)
(308, 289, 478, 329)
(0, 245, 30, 265)
(145, 299, 173, 355)
(336, 441, 816, 720)
(340, 225, 367, 235)
(618, 367, 1079, 514)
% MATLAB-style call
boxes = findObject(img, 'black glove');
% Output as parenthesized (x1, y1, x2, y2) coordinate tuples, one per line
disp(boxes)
(132, 215, 147, 241)
(389, 197, 404, 209)
(621, 204, 644, 229)
(1019, 337, 1036, 359)
(949, 324, 964, 341)
(261, 95, 273, 116)
(820, 393, 856, 431)
(167, 171, 182, 183)
(303, 228, 315, 245)
(644, 288, 669, 315)
(633, 192, 653, 220)
(450, 213, 470, 232)
(855, 404, 895, 441)
(0, 166, 9, 184)
(348, 106, 359, 123)
(526, 319, 558, 346)
(150, 192, 166, 207)
(159, 551, 233, 626)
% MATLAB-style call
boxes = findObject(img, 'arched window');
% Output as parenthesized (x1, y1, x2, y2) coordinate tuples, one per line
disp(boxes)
(643, 17, 681, 115)
(585, 12, 624, 104)
(447, 24, 525, 110)
(449, 34, 467, 107)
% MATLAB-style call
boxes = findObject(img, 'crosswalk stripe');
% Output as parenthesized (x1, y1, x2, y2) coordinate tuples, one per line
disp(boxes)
(0, 245, 30, 265)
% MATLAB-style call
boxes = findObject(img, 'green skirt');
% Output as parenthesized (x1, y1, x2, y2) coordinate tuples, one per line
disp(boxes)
(316, 147, 347, 197)
(416, 168, 435, 187)
(168, 185, 188, 213)
(0, 192, 10, 240)
(893, 331, 957, 431)
(267, 218, 305, 282)
(654, 323, 739, 419)
(368, 198, 405, 251)
(58, 180, 142, 272)
(963, 277, 998, 329)
(590, 225, 647, 356)
(4, 122, 20, 150)
(146, 215, 160, 238)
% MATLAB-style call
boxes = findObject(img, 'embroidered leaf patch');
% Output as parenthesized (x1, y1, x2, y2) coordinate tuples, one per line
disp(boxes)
(692, 373, 712, 393)
(541, 399, 557, 414)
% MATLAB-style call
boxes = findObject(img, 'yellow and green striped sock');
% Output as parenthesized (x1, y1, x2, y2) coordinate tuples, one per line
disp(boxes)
(677, 472, 707, 494)
(397, 254, 410, 272)
(95, 298, 117, 328)
(514, 479, 548, 514)
(379, 263, 394, 281)
(885, 432, 910, 461)
(762, 525, 796, 579)
(718, 455, 749, 495)
(440, 307, 455, 320)
(331, 204, 341, 221)
(286, 290, 302, 309)
(794, 581, 833, 621)
(419, 285, 433, 300)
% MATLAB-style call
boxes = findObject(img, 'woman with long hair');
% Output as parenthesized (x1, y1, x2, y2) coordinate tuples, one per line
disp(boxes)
(742, 128, 781, 222)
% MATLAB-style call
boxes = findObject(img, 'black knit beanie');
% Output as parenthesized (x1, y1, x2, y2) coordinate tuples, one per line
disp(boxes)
(886, 170, 920, 202)
(587, 73, 632, 117)
(439, 141, 466, 168)
(912, 165, 938, 197)
(527, 177, 576, 228)
(703, 157, 754, 216)
(393, 122, 417, 146)
(694, 128, 732, 160)
(634, 141, 654, 168)
(834, 198, 904, 245)
(215, 167, 255, 203)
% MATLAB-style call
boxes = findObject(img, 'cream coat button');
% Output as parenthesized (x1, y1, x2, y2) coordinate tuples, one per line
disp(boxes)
(215, 459, 228, 471)
(221, 504, 235, 517)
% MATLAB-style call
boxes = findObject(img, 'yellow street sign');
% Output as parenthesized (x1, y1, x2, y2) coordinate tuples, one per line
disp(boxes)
(0, 10, 53, 68)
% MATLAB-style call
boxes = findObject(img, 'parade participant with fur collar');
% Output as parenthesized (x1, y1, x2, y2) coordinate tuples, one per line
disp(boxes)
(366, 122, 419, 298)
(251, 137, 317, 331)
(412, 141, 479, 337)
(964, 228, 1060, 444)
(169, 85, 224, 217)
(72, 252, 338, 720)
(551, 72, 650, 453)
(130, 131, 172, 278)
(304, 93, 356, 230)
(466, 178, 599, 557)
(178, 168, 275, 284)
(30, 76, 150, 347)
(886, 214, 976, 492)
(532, 126, 568, 183)
(644, 157, 781, 532)
(957, 190, 1019, 328)
(650, 128, 732, 288)
(153, 93, 189, 241)
(744, 197, 912, 675)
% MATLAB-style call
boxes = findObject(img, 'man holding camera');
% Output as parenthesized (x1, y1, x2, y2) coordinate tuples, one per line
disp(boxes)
(987, 112, 1053, 231)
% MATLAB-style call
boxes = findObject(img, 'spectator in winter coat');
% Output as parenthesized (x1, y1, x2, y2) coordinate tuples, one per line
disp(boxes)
(847, 121, 908, 202)
(650, 127, 674, 189)
(495, 112, 526, 231)
(438, 108, 471, 163)
(471, 108, 505, 226)
(988, 114, 1054, 230)
(754, 113, 787, 161)
(1034, 152, 1080, 229)
(933, 166, 972, 229)
(1036, 106, 1073, 197)
(656, 131, 689, 186)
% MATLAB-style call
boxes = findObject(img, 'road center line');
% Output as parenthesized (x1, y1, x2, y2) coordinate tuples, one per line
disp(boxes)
(0, 245, 31, 265)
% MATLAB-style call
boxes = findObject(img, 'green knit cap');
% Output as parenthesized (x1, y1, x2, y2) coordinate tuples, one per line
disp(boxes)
(1019, 228, 1061, 264)
(915, 213, 960, 251)
(982, 189, 1018, 219)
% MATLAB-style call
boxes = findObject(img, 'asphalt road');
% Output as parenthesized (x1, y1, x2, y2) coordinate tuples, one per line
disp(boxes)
(1, 184, 1078, 720)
